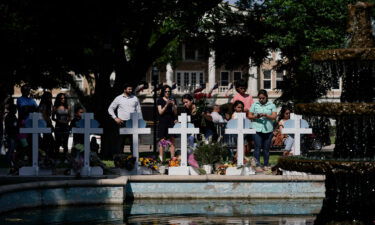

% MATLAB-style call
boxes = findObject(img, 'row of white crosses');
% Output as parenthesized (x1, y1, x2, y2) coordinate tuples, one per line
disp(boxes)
(19, 112, 311, 176)
(19, 112, 103, 176)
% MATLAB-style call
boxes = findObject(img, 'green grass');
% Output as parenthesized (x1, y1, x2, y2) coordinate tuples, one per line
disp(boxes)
(0, 151, 282, 169)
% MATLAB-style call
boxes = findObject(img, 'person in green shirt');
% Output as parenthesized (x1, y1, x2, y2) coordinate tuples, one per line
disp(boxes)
(248, 89, 277, 171)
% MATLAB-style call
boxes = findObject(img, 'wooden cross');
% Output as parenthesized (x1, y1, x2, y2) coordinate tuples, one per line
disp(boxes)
(72, 113, 103, 176)
(119, 112, 151, 160)
(281, 113, 312, 155)
(169, 113, 199, 167)
(225, 113, 255, 166)
(19, 112, 51, 176)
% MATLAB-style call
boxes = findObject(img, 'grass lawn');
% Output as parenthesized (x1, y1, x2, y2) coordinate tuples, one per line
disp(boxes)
(0, 151, 282, 169)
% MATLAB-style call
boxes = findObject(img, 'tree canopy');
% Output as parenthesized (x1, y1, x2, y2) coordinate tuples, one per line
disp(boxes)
(0, 0, 222, 110)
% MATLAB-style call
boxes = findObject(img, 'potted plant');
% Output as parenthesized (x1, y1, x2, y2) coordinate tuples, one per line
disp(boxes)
(193, 136, 229, 174)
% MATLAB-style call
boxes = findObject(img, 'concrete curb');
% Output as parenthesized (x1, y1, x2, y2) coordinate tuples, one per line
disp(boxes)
(128, 174, 325, 182)
(0, 176, 128, 195)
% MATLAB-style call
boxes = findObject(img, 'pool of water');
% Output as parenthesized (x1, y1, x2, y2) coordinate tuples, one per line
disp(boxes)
(0, 199, 322, 225)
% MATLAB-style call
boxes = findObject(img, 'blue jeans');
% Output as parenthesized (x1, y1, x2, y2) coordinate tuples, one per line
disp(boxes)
(284, 135, 294, 151)
(253, 132, 273, 166)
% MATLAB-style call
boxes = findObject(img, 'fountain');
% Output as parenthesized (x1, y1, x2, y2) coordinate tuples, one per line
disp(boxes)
(278, 2, 375, 224)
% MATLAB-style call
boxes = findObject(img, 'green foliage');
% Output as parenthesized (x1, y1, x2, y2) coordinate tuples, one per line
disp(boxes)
(260, 0, 375, 104)
(193, 137, 230, 165)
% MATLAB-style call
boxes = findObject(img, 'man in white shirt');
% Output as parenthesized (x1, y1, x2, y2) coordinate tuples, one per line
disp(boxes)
(108, 84, 143, 153)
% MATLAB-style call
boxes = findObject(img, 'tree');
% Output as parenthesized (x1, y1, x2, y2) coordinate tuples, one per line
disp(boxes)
(260, 0, 375, 104)
(1, 0, 223, 157)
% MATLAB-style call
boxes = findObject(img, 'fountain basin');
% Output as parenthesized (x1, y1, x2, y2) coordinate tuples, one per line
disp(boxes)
(0, 175, 325, 214)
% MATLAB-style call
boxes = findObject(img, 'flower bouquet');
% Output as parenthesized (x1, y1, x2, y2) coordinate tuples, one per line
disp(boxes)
(139, 157, 158, 171)
(168, 156, 180, 167)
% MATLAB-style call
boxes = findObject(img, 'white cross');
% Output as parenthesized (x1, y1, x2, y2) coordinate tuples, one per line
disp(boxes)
(19, 112, 51, 176)
(225, 113, 256, 166)
(72, 113, 103, 176)
(119, 112, 151, 160)
(281, 114, 312, 155)
(169, 113, 200, 167)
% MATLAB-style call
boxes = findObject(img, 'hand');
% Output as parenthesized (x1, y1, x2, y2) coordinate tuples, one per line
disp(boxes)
(167, 99, 174, 105)
(114, 117, 123, 125)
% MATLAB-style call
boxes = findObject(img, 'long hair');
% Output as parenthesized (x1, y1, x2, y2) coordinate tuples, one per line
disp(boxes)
(232, 100, 244, 112)
(39, 91, 52, 108)
(277, 105, 292, 123)
(54, 93, 69, 108)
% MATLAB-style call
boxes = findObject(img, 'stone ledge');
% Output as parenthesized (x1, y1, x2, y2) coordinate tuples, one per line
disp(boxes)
(0, 176, 127, 195)
(127, 174, 325, 182)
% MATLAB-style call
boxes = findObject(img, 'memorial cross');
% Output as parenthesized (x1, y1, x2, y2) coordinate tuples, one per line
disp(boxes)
(169, 113, 199, 167)
(119, 112, 151, 159)
(19, 112, 51, 176)
(225, 113, 255, 166)
(72, 113, 103, 175)
(281, 114, 312, 155)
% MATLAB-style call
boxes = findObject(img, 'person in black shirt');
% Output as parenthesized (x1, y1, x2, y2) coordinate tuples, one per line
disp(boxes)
(157, 85, 177, 161)
(5, 104, 18, 169)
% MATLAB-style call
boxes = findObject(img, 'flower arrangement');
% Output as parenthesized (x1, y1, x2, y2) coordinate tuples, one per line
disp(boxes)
(215, 162, 236, 175)
(113, 154, 137, 171)
(169, 156, 180, 167)
(139, 157, 159, 171)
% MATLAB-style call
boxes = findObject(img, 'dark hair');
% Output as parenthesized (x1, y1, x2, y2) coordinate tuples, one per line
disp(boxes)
(232, 100, 244, 112)
(160, 85, 172, 98)
(123, 83, 133, 90)
(235, 79, 247, 90)
(39, 91, 52, 107)
(182, 94, 194, 102)
(258, 89, 268, 98)
(21, 84, 31, 96)
(278, 105, 292, 122)
(74, 105, 84, 114)
(54, 93, 68, 108)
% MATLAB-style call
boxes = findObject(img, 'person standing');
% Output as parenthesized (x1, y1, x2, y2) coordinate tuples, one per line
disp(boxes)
(248, 89, 277, 171)
(17, 84, 38, 123)
(16, 84, 38, 160)
(52, 93, 71, 156)
(38, 91, 55, 158)
(231, 79, 254, 150)
(157, 85, 177, 161)
(69, 105, 85, 147)
(5, 104, 18, 173)
(231, 79, 254, 113)
(108, 83, 143, 154)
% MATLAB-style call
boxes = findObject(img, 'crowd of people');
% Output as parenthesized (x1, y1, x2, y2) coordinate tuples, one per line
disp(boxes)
(2, 84, 92, 174)
(2, 80, 298, 174)
(140, 79, 296, 172)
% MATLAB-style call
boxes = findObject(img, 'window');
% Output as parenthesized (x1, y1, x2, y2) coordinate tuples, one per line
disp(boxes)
(175, 71, 205, 92)
(191, 72, 197, 88)
(263, 70, 271, 89)
(184, 44, 196, 60)
(233, 72, 242, 82)
(276, 71, 284, 89)
(331, 77, 341, 90)
(220, 71, 229, 86)
(198, 72, 204, 87)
